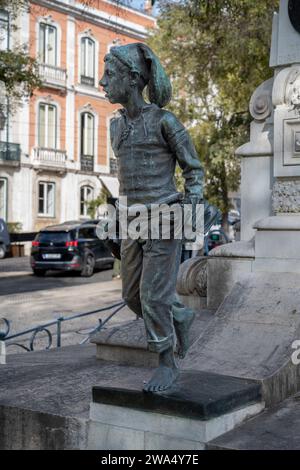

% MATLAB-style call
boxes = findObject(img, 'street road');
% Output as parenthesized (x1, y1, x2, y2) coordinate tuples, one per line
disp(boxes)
(0, 257, 133, 354)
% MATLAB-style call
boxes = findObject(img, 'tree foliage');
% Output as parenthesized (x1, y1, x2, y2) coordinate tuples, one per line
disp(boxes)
(148, 0, 279, 218)
(87, 188, 109, 218)
(0, 1, 41, 110)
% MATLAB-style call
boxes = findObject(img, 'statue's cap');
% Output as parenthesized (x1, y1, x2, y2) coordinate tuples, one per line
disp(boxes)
(108, 43, 172, 108)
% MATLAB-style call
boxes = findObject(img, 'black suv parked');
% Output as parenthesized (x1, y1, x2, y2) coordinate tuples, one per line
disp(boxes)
(30, 220, 114, 277)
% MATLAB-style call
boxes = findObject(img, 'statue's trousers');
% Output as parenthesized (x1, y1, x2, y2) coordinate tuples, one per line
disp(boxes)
(121, 236, 191, 353)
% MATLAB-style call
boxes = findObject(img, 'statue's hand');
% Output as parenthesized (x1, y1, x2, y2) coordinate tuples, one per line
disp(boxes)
(182, 195, 204, 247)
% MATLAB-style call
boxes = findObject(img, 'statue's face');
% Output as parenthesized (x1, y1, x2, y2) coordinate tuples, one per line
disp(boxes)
(99, 58, 131, 105)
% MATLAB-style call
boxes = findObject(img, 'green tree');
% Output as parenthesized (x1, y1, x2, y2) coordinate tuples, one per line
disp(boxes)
(0, 1, 41, 116)
(86, 188, 109, 219)
(148, 0, 278, 225)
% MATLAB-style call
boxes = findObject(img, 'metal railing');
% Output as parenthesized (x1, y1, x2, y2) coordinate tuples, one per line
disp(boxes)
(81, 154, 94, 172)
(0, 301, 126, 352)
(0, 142, 21, 162)
(39, 63, 67, 87)
(80, 75, 95, 87)
(33, 147, 67, 166)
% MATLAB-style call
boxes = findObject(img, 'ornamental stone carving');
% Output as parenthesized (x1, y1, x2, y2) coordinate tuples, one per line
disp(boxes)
(272, 179, 300, 213)
(176, 257, 207, 298)
(249, 78, 274, 121)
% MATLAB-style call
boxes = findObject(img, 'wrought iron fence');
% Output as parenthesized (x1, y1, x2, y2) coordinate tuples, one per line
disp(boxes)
(0, 142, 21, 162)
(0, 301, 126, 352)
(80, 75, 95, 87)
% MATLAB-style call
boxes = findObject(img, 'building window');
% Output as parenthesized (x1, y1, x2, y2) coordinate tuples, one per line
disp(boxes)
(0, 10, 9, 51)
(80, 185, 94, 217)
(80, 37, 95, 86)
(38, 181, 55, 217)
(39, 23, 57, 66)
(0, 177, 7, 220)
(80, 112, 94, 171)
(108, 117, 117, 175)
(38, 103, 57, 148)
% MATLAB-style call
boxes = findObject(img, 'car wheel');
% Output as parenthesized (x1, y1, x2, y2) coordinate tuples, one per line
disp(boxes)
(0, 245, 5, 259)
(81, 254, 95, 277)
(33, 268, 47, 276)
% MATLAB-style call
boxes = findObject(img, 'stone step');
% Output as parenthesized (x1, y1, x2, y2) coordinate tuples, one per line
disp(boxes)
(207, 393, 300, 450)
(89, 370, 264, 450)
(91, 310, 214, 368)
(182, 272, 300, 406)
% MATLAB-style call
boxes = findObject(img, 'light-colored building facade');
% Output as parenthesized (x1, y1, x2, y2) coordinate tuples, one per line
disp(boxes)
(0, 0, 154, 232)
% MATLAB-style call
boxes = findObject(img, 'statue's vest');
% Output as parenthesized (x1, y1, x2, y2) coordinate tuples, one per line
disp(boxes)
(111, 105, 181, 207)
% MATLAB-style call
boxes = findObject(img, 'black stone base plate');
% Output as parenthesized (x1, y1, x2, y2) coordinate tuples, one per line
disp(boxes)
(93, 370, 262, 421)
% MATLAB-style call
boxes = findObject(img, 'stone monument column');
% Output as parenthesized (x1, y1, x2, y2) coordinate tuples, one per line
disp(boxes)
(253, 0, 300, 273)
(236, 78, 274, 242)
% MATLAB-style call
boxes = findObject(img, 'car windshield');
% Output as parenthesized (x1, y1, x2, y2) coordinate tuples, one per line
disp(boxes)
(38, 231, 72, 243)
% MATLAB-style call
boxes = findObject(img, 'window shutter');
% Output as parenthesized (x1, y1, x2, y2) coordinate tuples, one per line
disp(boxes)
(39, 104, 46, 148)
(47, 26, 56, 66)
(48, 105, 56, 149)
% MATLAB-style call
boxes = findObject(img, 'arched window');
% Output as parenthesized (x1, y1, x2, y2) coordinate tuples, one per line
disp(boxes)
(80, 185, 94, 217)
(80, 112, 94, 171)
(80, 37, 95, 86)
(39, 23, 57, 66)
(38, 103, 57, 149)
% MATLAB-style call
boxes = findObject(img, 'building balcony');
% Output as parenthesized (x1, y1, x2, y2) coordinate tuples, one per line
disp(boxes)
(0, 142, 21, 166)
(39, 63, 67, 90)
(80, 75, 95, 87)
(81, 155, 94, 172)
(109, 158, 118, 175)
(33, 147, 67, 168)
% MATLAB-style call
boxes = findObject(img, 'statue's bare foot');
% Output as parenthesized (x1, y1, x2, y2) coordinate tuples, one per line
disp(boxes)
(143, 365, 179, 393)
(143, 347, 179, 393)
(174, 309, 195, 359)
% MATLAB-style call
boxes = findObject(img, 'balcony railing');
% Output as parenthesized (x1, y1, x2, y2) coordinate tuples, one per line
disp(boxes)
(39, 63, 67, 89)
(81, 154, 94, 172)
(33, 148, 67, 166)
(80, 75, 95, 87)
(109, 158, 118, 175)
(0, 142, 21, 163)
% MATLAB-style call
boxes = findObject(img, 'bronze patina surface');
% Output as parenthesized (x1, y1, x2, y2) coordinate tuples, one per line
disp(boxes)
(99, 43, 204, 392)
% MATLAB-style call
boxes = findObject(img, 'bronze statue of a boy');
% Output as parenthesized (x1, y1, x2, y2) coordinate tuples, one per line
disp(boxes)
(100, 43, 203, 392)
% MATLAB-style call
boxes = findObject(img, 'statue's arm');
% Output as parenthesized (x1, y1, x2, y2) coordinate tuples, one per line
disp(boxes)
(161, 111, 204, 202)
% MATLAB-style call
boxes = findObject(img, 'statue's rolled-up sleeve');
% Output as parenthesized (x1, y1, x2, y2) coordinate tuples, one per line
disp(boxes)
(161, 111, 204, 202)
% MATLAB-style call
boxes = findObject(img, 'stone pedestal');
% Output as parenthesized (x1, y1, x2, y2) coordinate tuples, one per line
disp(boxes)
(254, 215, 300, 272)
(207, 240, 255, 309)
(183, 272, 300, 406)
(87, 370, 263, 450)
(236, 79, 274, 241)
(91, 312, 213, 368)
